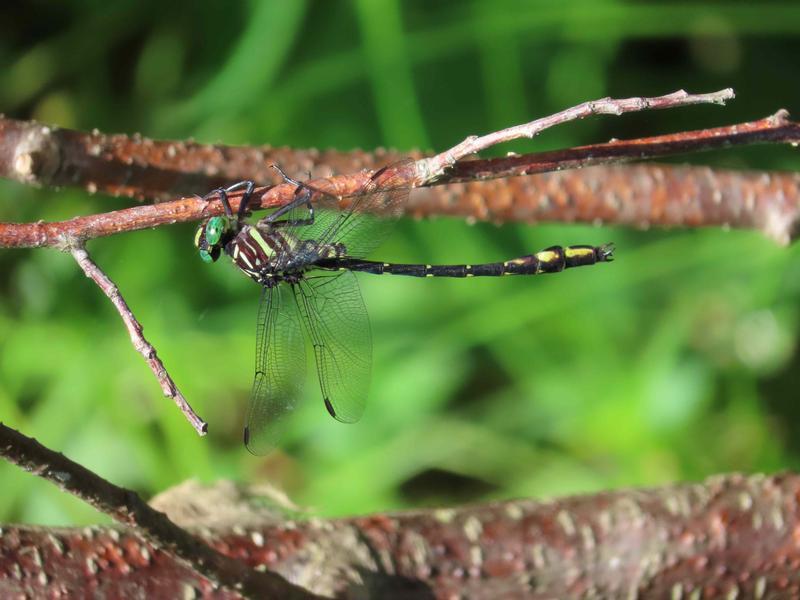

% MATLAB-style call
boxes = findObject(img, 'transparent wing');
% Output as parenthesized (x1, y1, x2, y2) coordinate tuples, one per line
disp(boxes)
(293, 270, 371, 423)
(297, 159, 415, 259)
(243, 284, 306, 455)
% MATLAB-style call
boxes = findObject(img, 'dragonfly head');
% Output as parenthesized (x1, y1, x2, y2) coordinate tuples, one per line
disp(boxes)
(194, 216, 232, 263)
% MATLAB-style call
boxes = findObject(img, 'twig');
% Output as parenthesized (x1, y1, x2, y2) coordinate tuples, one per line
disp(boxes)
(0, 422, 321, 600)
(415, 88, 735, 180)
(1, 473, 798, 598)
(443, 109, 800, 182)
(71, 246, 207, 436)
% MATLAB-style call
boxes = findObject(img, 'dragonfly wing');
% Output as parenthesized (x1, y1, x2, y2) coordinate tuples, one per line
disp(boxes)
(293, 270, 371, 423)
(243, 284, 306, 455)
(299, 159, 415, 259)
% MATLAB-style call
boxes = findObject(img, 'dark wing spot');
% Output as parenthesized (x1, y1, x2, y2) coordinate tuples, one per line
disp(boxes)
(324, 397, 337, 418)
(243, 426, 251, 446)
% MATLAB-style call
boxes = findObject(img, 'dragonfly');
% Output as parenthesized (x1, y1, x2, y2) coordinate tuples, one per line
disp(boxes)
(194, 160, 614, 454)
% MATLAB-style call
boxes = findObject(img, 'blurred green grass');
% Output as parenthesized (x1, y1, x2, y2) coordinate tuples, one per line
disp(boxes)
(1, 0, 800, 525)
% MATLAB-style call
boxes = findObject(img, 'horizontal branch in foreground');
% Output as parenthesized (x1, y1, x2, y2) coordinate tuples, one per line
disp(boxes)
(1, 111, 800, 248)
(0, 422, 318, 600)
(1, 473, 798, 598)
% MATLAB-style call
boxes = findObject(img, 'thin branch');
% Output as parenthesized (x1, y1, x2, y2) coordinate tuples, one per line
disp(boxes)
(415, 88, 735, 180)
(71, 246, 207, 436)
(0, 422, 320, 600)
(1, 473, 798, 598)
(443, 109, 800, 182)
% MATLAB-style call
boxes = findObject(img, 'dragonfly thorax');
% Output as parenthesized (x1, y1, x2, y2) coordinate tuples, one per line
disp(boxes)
(226, 226, 346, 286)
(224, 226, 295, 283)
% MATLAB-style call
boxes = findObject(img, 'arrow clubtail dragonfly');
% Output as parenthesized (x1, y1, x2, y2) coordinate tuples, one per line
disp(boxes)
(195, 160, 614, 454)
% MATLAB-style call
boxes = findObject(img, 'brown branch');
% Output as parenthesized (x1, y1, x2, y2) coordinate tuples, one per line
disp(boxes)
(2, 108, 800, 249)
(0, 422, 320, 600)
(412, 164, 800, 246)
(71, 246, 207, 436)
(1, 473, 798, 598)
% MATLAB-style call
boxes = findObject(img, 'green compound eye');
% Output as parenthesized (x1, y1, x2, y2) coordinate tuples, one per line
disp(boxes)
(204, 216, 226, 246)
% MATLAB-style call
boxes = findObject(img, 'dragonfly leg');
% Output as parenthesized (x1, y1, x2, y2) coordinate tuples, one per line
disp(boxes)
(271, 163, 304, 187)
(262, 166, 316, 228)
(235, 181, 255, 223)
(201, 180, 254, 222)
(264, 190, 315, 227)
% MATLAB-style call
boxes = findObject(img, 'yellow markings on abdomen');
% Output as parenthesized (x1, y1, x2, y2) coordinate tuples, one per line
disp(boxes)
(503, 258, 526, 275)
(425, 265, 434, 277)
(534, 250, 559, 263)
(564, 247, 594, 260)
(534, 249, 562, 273)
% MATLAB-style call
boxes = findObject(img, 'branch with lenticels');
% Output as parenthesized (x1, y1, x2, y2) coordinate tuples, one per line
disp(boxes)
(2, 461, 798, 598)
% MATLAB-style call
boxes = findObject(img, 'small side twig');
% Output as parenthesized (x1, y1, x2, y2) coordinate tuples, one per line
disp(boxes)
(0, 422, 319, 600)
(71, 245, 207, 436)
(415, 88, 735, 181)
(444, 109, 800, 183)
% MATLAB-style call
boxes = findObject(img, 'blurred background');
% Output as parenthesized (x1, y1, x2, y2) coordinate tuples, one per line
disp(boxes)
(1, 1, 800, 526)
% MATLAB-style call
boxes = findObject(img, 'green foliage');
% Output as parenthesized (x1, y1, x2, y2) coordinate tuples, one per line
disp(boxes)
(1, 0, 800, 524)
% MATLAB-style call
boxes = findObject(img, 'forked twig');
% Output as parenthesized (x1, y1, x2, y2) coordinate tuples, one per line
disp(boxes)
(71, 246, 207, 436)
(0, 422, 319, 600)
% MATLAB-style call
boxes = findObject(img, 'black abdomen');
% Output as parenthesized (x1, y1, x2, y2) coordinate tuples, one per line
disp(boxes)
(319, 244, 614, 278)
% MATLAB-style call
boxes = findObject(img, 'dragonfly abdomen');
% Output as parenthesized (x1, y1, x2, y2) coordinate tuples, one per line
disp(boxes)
(323, 244, 614, 278)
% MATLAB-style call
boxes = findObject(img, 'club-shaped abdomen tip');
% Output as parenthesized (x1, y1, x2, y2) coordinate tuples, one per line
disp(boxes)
(324, 397, 336, 418)
(600, 243, 615, 261)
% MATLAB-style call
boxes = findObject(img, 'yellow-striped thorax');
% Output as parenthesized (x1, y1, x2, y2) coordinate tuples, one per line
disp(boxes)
(195, 217, 345, 286)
